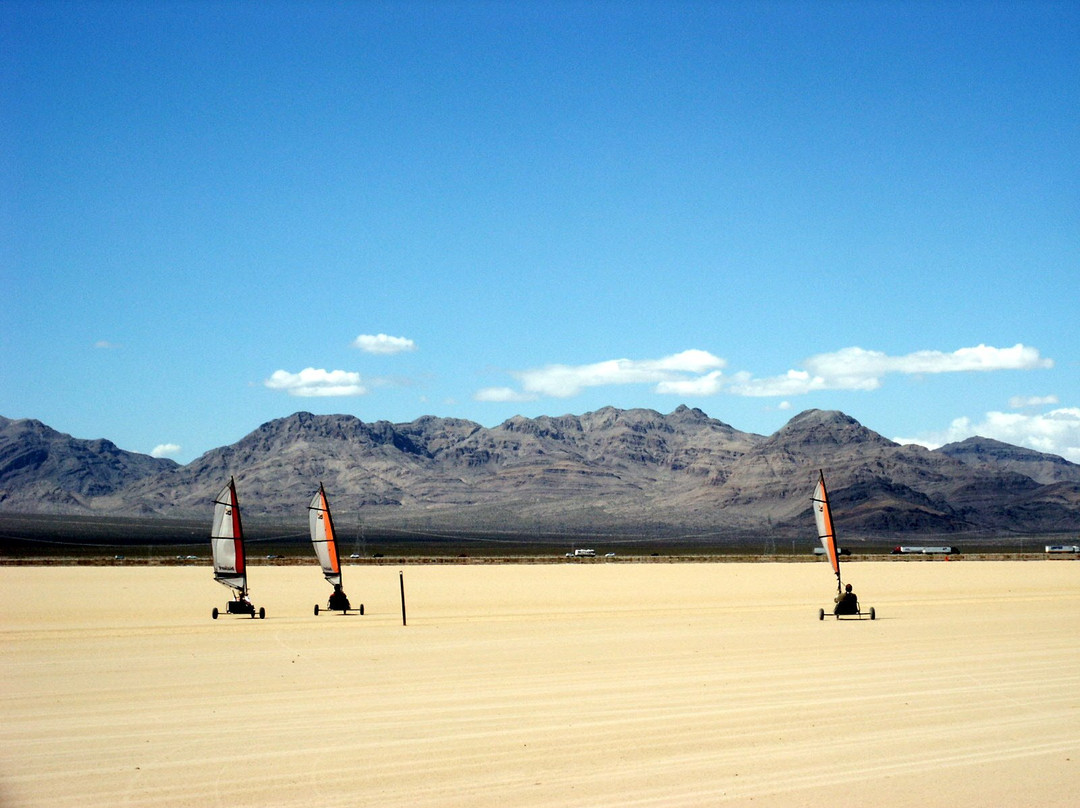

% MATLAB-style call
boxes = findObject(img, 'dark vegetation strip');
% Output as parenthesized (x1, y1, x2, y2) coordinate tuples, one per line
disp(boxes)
(0, 512, 1074, 562)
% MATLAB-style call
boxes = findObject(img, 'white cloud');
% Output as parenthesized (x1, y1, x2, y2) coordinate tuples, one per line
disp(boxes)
(655, 370, 724, 396)
(474, 386, 538, 403)
(894, 407, 1080, 463)
(94, 340, 120, 349)
(472, 343, 1054, 409)
(810, 343, 1050, 378)
(649, 349, 724, 373)
(728, 369, 830, 397)
(1010, 394, 1059, 409)
(353, 333, 417, 355)
(732, 343, 1052, 397)
(512, 350, 726, 398)
(264, 368, 368, 397)
(151, 443, 181, 458)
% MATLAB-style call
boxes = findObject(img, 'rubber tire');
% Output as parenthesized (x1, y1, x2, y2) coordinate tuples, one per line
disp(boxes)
(869, 607, 875, 620)
(818, 608, 825, 621)
(314, 604, 320, 616)
(359, 604, 364, 616)
(212, 607, 218, 620)
(259, 607, 265, 619)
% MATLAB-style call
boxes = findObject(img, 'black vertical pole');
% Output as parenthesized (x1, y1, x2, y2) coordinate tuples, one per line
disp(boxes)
(399, 570, 407, 626)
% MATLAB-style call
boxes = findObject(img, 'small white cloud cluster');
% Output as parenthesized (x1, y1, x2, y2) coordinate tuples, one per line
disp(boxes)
(353, 334, 417, 355)
(150, 443, 181, 458)
(265, 368, 367, 397)
(475, 350, 725, 402)
(264, 333, 418, 398)
(474, 386, 535, 403)
(475, 343, 1051, 403)
(731, 344, 1052, 397)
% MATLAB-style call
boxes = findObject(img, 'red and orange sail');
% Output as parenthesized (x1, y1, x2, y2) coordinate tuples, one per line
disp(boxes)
(309, 483, 342, 588)
(812, 470, 842, 591)
(210, 477, 246, 592)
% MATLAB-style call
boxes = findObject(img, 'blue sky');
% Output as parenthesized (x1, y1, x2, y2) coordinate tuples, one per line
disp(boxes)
(3, 1, 1078, 465)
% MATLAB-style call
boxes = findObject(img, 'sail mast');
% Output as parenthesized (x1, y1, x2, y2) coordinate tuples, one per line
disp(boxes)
(812, 470, 842, 592)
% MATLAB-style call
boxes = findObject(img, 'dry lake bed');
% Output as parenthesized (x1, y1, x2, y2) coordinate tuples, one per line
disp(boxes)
(2, 560, 1078, 807)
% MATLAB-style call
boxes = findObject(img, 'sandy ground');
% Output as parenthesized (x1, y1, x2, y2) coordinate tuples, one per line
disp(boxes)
(2, 559, 1078, 807)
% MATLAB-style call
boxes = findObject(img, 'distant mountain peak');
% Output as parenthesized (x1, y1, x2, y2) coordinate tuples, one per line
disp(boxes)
(773, 409, 896, 447)
(2, 408, 1079, 535)
(936, 435, 1080, 485)
(786, 409, 858, 428)
(940, 435, 1054, 459)
(669, 404, 712, 422)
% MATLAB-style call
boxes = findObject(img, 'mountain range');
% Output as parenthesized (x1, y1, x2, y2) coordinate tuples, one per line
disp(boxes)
(2, 407, 1079, 541)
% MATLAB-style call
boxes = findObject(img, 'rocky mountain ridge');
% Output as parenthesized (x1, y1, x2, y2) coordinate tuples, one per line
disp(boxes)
(2, 407, 1079, 539)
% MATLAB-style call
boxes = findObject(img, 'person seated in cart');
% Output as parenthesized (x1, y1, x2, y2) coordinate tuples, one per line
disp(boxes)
(834, 583, 859, 615)
(327, 584, 351, 611)
(228, 591, 254, 614)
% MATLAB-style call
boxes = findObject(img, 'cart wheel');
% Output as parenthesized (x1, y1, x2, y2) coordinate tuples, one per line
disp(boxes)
(818, 608, 825, 621)
(314, 604, 320, 616)
(869, 607, 875, 620)
(359, 604, 364, 616)
(259, 607, 265, 619)
(212, 607, 218, 620)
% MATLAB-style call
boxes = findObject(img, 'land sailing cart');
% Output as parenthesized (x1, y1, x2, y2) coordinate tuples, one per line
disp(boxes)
(309, 483, 364, 616)
(210, 478, 265, 619)
(813, 470, 875, 621)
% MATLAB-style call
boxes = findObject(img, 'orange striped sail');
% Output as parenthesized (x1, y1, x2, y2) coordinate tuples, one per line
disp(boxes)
(210, 477, 246, 592)
(308, 483, 342, 588)
(812, 470, 842, 591)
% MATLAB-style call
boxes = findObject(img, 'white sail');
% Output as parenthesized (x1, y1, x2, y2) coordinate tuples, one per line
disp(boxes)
(210, 478, 246, 592)
(308, 483, 342, 587)
(812, 470, 841, 590)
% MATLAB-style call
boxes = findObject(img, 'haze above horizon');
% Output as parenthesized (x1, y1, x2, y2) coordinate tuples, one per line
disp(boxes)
(4, 2, 1078, 464)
